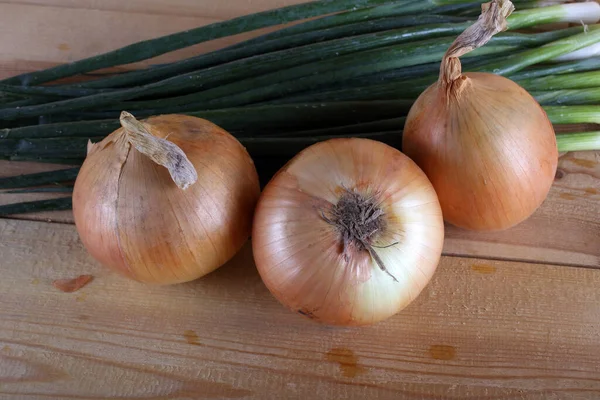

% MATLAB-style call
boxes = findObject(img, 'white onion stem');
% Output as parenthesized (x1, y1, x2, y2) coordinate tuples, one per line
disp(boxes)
(509, 2, 600, 30)
(554, 42, 600, 61)
(561, 2, 600, 25)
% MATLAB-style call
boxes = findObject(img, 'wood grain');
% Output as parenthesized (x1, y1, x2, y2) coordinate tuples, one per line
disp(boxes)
(1, 217, 600, 399)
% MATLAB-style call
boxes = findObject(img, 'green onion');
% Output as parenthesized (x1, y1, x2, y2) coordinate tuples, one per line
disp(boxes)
(5, 186, 74, 194)
(474, 27, 600, 75)
(0, 101, 408, 139)
(266, 117, 406, 138)
(63, 1, 591, 92)
(4, 103, 600, 160)
(555, 131, 600, 152)
(0, 92, 25, 105)
(114, 41, 523, 113)
(508, 57, 600, 80)
(0, 31, 481, 120)
(273, 30, 600, 105)
(0, 119, 119, 139)
(234, 1, 600, 46)
(545, 106, 600, 125)
(116, 28, 591, 112)
(2, 101, 599, 142)
(507, 2, 600, 30)
(1, 118, 598, 218)
(3, 156, 84, 165)
(1, 97, 63, 109)
(0, 137, 102, 159)
(14, 27, 556, 114)
(0, 167, 80, 189)
(1, 4, 595, 120)
(1, 0, 403, 86)
(11, 21, 478, 98)
(0, 197, 72, 216)
(517, 71, 600, 91)
(553, 43, 600, 62)
(60, 15, 470, 91)
(534, 88, 600, 105)
(227, 1, 472, 49)
(0, 83, 112, 98)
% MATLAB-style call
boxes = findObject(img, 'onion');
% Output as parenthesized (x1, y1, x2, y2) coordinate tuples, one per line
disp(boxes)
(402, 0, 558, 231)
(252, 138, 444, 326)
(73, 112, 260, 285)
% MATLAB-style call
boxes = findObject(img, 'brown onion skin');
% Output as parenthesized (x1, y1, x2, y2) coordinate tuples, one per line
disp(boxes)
(73, 114, 260, 284)
(403, 73, 558, 231)
(252, 138, 444, 326)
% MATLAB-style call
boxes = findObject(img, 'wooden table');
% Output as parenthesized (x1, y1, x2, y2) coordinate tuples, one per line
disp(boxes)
(1, 1, 599, 399)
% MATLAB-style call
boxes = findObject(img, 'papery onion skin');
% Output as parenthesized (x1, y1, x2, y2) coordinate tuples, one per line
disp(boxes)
(73, 114, 260, 285)
(403, 72, 558, 231)
(252, 138, 444, 326)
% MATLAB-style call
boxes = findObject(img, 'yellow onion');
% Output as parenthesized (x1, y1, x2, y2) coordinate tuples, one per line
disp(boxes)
(252, 138, 444, 326)
(402, 0, 558, 231)
(73, 112, 260, 285)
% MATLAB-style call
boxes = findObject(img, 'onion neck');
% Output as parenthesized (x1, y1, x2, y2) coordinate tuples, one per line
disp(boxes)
(438, 0, 514, 94)
(119, 111, 197, 190)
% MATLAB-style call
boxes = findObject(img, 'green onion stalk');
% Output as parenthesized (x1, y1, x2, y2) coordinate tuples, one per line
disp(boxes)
(556, 131, 600, 152)
(9, 15, 472, 94)
(0, 126, 598, 216)
(0, 40, 520, 120)
(0, 21, 591, 120)
(1, 103, 599, 160)
(545, 105, 600, 125)
(534, 88, 600, 105)
(0, 0, 405, 86)
(0, 1, 598, 93)
(22, 28, 600, 122)
(56, 27, 600, 117)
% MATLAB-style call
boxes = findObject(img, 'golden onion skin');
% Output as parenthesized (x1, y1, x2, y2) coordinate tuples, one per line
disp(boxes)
(252, 138, 444, 326)
(403, 72, 558, 231)
(73, 114, 260, 284)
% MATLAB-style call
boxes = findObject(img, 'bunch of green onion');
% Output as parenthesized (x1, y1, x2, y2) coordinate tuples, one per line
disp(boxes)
(1, 0, 600, 215)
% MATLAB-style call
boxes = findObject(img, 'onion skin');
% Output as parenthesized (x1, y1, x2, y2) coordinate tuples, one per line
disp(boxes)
(403, 73, 558, 231)
(73, 114, 260, 285)
(252, 138, 444, 326)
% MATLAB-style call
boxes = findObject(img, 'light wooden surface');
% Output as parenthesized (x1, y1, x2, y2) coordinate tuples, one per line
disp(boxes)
(1, 1, 600, 399)
(2, 218, 600, 400)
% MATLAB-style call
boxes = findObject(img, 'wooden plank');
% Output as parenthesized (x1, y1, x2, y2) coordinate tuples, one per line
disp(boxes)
(1, 217, 600, 399)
